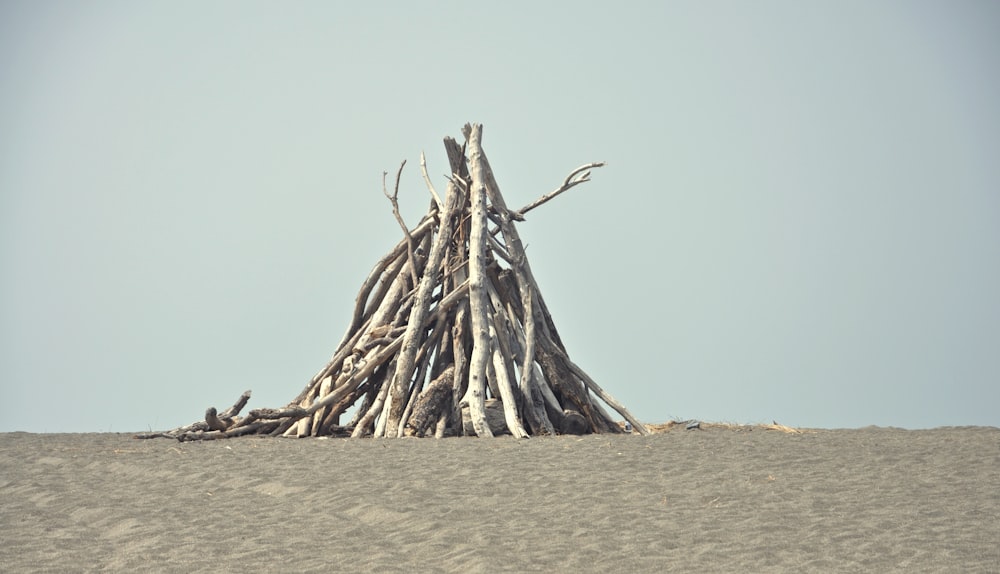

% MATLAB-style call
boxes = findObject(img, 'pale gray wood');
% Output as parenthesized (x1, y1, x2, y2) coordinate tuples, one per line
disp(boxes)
(451, 303, 470, 436)
(464, 124, 494, 438)
(383, 167, 467, 437)
(136, 124, 634, 442)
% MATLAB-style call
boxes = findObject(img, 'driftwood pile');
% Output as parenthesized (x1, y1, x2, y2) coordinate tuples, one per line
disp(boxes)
(137, 124, 647, 441)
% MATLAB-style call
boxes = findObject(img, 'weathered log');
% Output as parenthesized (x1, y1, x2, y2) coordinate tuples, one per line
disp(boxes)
(395, 317, 446, 436)
(176, 420, 279, 442)
(404, 365, 455, 437)
(559, 405, 588, 435)
(222, 390, 252, 420)
(462, 398, 510, 436)
(488, 322, 529, 438)
(464, 124, 495, 438)
(135, 390, 251, 440)
(466, 123, 542, 437)
(205, 407, 232, 432)
(247, 406, 307, 421)
(451, 303, 470, 436)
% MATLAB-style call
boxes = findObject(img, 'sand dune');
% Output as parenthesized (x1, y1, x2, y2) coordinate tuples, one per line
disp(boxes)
(1, 426, 998, 572)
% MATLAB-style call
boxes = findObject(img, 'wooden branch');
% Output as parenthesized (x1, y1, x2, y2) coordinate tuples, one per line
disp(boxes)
(175, 420, 278, 442)
(374, 386, 392, 438)
(134, 390, 252, 439)
(289, 224, 429, 408)
(564, 355, 649, 435)
(310, 332, 406, 417)
(473, 126, 547, 437)
(513, 162, 605, 218)
(205, 407, 232, 432)
(220, 390, 252, 419)
(352, 358, 397, 438)
(347, 386, 373, 429)
(490, 274, 554, 435)
(359, 252, 409, 328)
(341, 216, 435, 352)
(528, 363, 559, 434)
(310, 256, 416, 397)
(405, 365, 455, 437)
(310, 375, 334, 436)
(247, 406, 308, 421)
(324, 367, 380, 434)
(488, 234, 513, 264)
(384, 160, 420, 287)
(420, 151, 444, 212)
(464, 124, 494, 438)
(383, 166, 466, 437)
(451, 302, 470, 436)
(395, 316, 446, 436)
(488, 321, 529, 438)
(443, 136, 469, 181)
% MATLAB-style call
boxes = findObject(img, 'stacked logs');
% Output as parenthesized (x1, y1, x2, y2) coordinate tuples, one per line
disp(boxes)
(137, 124, 647, 441)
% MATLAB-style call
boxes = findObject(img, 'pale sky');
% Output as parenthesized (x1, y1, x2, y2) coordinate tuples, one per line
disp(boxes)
(2, 1, 998, 432)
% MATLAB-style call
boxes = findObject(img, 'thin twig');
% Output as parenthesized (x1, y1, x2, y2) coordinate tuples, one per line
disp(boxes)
(383, 160, 419, 286)
(488, 234, 513, 264)
(446, 172, 469, 192)
(513, 162, 606, 218)
(420, 151, 443, 211)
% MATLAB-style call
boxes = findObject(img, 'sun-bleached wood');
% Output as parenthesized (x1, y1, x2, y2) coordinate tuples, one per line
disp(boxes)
(135, 124, 646, 441)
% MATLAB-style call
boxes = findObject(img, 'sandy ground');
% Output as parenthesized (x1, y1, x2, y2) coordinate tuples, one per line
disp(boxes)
(1, 426, 998, 573)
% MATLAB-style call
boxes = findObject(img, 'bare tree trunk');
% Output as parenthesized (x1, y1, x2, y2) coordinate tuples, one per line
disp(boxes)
(464, 124, 497, 438)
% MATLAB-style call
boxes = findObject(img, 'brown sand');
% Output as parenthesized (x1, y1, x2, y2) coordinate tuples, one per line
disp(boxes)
(1, 427, 997, 573)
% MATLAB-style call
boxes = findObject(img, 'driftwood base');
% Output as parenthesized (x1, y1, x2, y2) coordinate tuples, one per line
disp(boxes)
(462, 399, 510, 436)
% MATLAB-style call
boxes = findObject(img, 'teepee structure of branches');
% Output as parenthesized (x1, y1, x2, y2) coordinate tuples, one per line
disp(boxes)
(137, 124, 647, 441)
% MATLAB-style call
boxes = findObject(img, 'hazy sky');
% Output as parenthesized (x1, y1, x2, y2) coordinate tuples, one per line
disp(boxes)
(2, 1, 998, 432)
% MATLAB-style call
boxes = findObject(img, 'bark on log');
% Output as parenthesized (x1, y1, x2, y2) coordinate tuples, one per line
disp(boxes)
(462, 398, 509, 436)
(205, 407, 233, 432)
(465, 124, 494, 438)
(404, 365, 455, 437)
(559, 404, 588, 435)
(451, 303, 470, 436)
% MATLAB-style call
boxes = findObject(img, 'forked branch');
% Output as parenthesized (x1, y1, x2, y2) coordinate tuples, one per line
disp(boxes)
(514, 162, 606, 219)
(383, 160, 419, 286)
